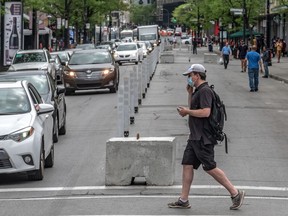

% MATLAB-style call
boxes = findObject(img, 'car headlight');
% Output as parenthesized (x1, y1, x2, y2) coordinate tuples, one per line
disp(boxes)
(7, 127, 34, 142)
(114, 53, 118, 58)
(64, 71, 76, 77)
(102, 68, 114, 76)
(131, 53, 136, 57)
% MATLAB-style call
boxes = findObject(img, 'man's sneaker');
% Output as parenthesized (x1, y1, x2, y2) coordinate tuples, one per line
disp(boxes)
(230, 190, 245, 210)
(168, 198, 191, 209)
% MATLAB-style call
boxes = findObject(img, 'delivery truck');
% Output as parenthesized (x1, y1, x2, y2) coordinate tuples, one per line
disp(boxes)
(137, 25, 160, 47)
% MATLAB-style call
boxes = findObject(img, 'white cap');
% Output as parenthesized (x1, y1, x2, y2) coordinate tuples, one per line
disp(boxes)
(183, 64, 206, 76)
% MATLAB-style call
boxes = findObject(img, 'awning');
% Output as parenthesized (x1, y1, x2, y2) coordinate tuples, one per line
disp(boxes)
(229, 30, 263, 38)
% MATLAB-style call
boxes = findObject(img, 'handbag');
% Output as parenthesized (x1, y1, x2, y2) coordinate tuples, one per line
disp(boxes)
(218, 57, 224, 65)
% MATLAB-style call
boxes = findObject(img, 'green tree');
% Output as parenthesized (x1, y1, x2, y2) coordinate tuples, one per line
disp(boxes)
(130, 4, 156, 26)
(173, 0, 266, 40)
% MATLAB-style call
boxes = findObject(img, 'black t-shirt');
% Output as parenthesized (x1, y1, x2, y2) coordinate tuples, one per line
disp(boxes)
(188, 82, 217, 144)
(238, 45, 248, 58)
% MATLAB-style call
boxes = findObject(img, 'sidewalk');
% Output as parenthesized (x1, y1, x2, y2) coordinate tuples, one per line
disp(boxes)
(212, 45, 288, 84)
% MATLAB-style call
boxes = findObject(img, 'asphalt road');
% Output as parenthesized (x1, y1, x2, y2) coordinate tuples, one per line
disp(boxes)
(0, 45, 288, 215)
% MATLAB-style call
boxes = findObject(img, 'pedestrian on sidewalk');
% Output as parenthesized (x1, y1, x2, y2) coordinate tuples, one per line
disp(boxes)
(173, 36, 177, 48)
(192, 38, 198, 54)
(237, 40, 248, 72)
(261, 46, 270, 78)
(275, 38, 283, 63)
(245, 45, 263, 92)
(168, 64, 245, 210)
(221, 42, 232, 69)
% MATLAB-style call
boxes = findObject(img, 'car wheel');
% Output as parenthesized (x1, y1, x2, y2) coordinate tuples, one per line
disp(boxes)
(65, 89, 75, 95)
(28, 142, 44, 181)
(53, 115, 59, 143)
(45, 143, 54, 168)
(119, 62, 122, 66)
(135, 61, 138, 65)
(59, 109, 66, 135)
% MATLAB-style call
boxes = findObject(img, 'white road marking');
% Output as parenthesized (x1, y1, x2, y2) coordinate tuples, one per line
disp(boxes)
(0, 195, 288, 202)
(0, 185, 287, 193)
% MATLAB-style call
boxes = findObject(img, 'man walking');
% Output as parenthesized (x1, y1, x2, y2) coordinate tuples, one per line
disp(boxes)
(168, 64, 245, 210)
(261, 46, 270, 78)
(221, 42, 232, 69)
(192, 38, 198, 54)
(245, 45, 263, 92)
(237, 40, 248, 72)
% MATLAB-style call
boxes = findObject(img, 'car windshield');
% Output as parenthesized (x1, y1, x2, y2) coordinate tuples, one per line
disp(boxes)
(0, 75, 49, 95)
(0, 88, 30, 115)
(13, 52, 46, 64)
(117, 44, 137, 51)
(69, 52, 112, 65)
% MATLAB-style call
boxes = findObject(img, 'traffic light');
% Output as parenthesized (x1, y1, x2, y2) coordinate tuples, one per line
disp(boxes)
(171, 17, 177, 23)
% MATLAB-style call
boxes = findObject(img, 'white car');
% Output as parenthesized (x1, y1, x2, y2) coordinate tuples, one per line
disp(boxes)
(0, 80, 54, 180)
(8, 49, 57, 81)
(137, 41, 149, 58)
(181, 36, 192, 44)
(114, 42, 143, 65)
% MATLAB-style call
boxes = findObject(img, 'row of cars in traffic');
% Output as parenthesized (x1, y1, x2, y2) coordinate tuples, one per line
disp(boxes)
(0, 38, 156, 181)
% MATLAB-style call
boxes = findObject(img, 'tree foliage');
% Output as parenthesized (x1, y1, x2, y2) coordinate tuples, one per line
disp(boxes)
(130, 4, 156, 26)
(173, 0, 266, 34)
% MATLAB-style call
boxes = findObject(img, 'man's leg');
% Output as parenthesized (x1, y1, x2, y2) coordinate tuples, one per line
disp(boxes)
(181, 165, 194, 200)
(206, 167, 238, 197)
(206, 167, 245, 210)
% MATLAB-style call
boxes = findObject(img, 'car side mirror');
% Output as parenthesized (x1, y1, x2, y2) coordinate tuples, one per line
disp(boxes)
(57, 86, 66, 95)
(6, 61, 11, 66)
(50, 59, 55, 63)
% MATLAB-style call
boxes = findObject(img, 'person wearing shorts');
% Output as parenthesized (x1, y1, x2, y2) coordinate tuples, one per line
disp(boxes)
(237, 40, 248, 72)
(168, 64, 245, 210)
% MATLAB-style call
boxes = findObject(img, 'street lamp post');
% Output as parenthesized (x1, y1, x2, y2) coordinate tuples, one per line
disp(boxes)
(162, 8, 170, 28)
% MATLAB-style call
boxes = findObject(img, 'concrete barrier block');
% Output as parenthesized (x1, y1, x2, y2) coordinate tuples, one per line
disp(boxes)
(105, 137, 176, 186)
(164, 45, 173, 51)
(204, 53, 218, 64)
(160, 53, 174, 63)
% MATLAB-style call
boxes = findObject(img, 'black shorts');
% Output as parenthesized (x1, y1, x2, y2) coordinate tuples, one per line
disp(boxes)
(181, 139, 216, 171)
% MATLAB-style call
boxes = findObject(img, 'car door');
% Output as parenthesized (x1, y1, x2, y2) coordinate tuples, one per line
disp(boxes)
(28, 84, 53, 157)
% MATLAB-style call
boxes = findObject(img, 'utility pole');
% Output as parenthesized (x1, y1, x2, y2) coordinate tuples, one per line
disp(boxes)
(266, 0, 271, 48)
(243, 0, 246, 43)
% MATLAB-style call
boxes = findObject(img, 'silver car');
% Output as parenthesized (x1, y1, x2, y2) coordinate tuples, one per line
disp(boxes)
(0, 80, 54, 180)
(8, 49, 57, 81)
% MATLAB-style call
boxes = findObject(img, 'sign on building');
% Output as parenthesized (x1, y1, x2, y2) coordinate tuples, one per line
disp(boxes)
(3, 2, 23, 66)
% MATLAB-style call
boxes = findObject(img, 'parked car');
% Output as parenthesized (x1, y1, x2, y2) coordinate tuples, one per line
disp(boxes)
(50, 54, 64, 83)
(113, 42, 143, 65)
(7, 49, 57, 81)
(0, 70, 67, 143)
(63, 49, 119, 95)
(0, 80, 54, 180)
